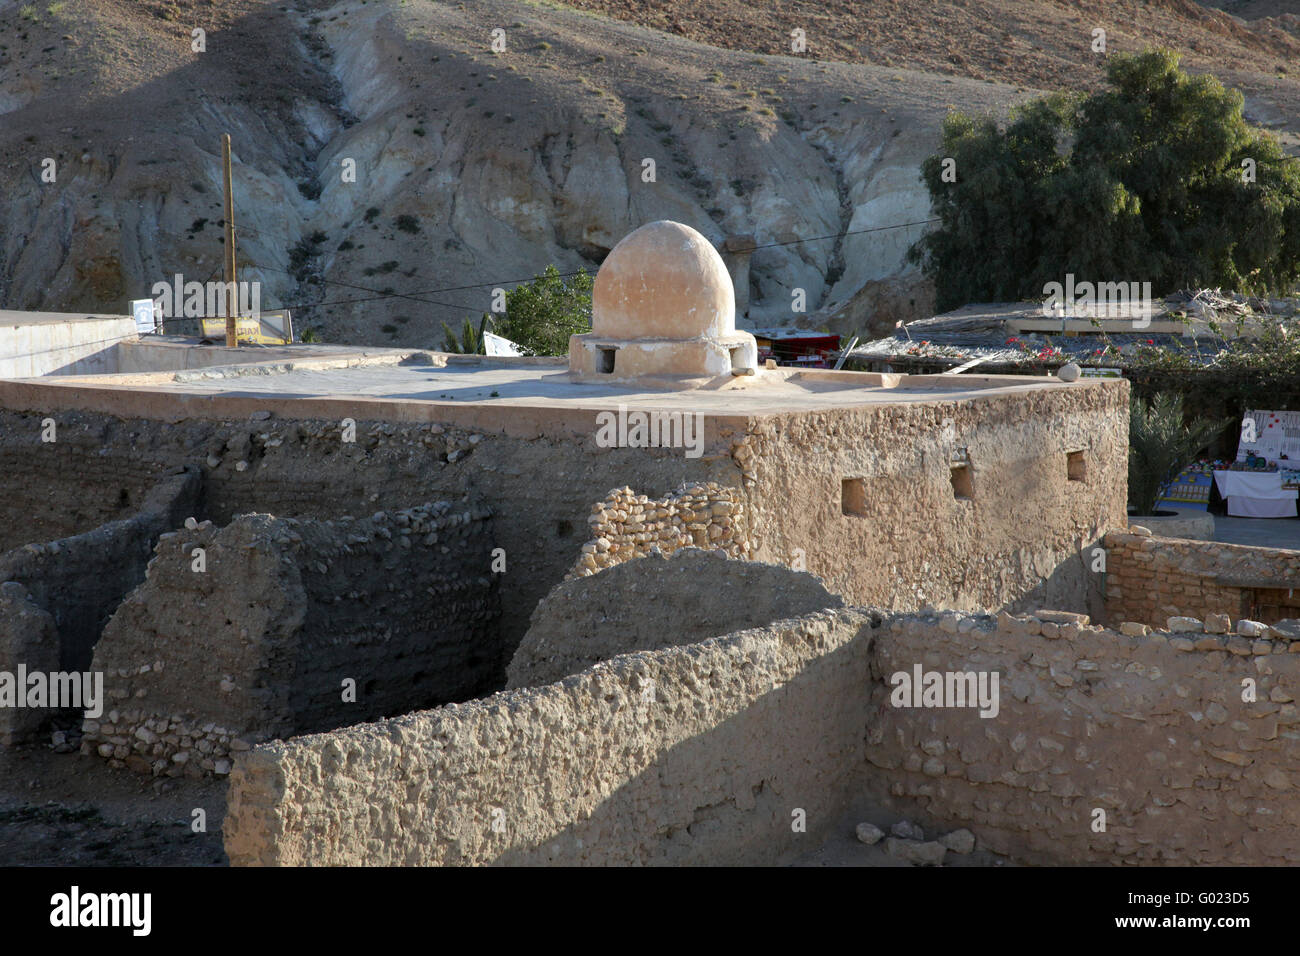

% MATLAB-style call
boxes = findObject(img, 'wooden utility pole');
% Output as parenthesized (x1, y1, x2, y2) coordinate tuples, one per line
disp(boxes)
(221, 133, 238, 348)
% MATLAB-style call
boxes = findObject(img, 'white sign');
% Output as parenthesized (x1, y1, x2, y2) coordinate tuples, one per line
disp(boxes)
(1239, 409, 1300, 465)
(484, 331, 527, 357)
(131, 299, 156, 334)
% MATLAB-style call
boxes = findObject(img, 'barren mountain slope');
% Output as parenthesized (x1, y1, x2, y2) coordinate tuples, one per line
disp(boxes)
(0, 0, 1295, 346)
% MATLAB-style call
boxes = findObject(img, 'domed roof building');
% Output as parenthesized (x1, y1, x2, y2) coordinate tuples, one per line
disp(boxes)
(568, 220, 759, 385)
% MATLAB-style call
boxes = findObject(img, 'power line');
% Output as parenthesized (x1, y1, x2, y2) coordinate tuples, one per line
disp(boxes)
(237, 217, 941, 314)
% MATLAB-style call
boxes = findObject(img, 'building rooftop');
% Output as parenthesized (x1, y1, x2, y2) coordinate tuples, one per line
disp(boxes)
(0, 347, 1098, 427)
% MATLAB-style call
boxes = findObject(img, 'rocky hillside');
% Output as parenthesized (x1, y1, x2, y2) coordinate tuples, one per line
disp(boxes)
(0, 0, 1297, 346)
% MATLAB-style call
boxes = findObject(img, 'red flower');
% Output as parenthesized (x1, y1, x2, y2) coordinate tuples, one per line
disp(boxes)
(1006, 337, 1019, 345)
(1145, 339, 1154, 345)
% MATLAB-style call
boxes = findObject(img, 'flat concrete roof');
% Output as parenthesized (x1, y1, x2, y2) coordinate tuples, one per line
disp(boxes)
(0, 310, 132, 327)
(0, 347, 1119, 438)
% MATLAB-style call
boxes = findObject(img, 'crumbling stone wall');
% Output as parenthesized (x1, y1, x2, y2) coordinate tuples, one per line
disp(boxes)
(1105, 530, 1300, 628)
(0, 411, 188, 552)
(0, 466, 201, 670)
(566, 483, 748, 579)
(0, 581, 60, 746)
(224, 608, 875, 866)
(509, 548, 842, 688)
(82, 501, 499, 778)
(863, 609, 1300, 865)
(0, 409, 736, 661)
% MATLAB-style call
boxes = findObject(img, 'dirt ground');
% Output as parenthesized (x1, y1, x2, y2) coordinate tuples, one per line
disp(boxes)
(793, 794, 1016, 867)
(0, 742, 227, 866)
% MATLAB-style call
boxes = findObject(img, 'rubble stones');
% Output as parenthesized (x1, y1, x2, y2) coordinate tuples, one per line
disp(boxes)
(855, 822, 885, 845)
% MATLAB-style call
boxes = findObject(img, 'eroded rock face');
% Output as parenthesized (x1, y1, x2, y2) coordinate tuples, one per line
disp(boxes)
(0, 1, 959, 345)
(505, 547, 842, 689)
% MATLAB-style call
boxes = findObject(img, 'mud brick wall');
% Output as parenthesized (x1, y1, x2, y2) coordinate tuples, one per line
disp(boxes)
(1104, 531, 1300, 629)
(0, 466, 201, 670)
(223, 608, 875, 866)
(82, 501, 499, 778)
(734, 379, 1129, 620)
(0, 581, 60, 746)
(0, 408, 735, 657)
(862, 610, 1300, 865)
(0, 411, 198, 551)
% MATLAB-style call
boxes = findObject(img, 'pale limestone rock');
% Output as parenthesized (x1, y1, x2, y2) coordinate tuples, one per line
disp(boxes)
(1204, 613, 1231, 634)
(885, 838, 947, 866)
(939, 829, 976, 854)
(855, 822, 884, 845)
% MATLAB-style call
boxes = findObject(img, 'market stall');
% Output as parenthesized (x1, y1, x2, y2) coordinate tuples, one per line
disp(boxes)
(1213, 409, 1300, 518)
(1212, 469, 1298, 518)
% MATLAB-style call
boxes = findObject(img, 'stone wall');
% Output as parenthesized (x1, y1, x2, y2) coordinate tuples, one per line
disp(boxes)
(0, 465, 201, 671)
(863, 609, 1300, 865)
(0, 408, 736, 661)
(735, 381, 1129, 619)
(82, 501, 499, 778)
(509, 548, 841, 689)
(223, 608, 875, 866)
(567, 483, 748, 579)
(0, 581, 60, 746)
(1105, 530, 1300, 628)
(0, 411, 179, 552)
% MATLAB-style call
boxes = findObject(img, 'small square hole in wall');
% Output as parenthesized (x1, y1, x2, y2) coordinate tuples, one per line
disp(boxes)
(598, 348, 616, 374)
(950, 464, 973, 500)
(729, 346, 743, 370)
(1067, 450, 1086, 481)
(842, 477, 867, 517)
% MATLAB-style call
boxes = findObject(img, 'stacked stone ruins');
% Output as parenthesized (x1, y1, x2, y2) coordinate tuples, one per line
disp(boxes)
(0, 219, 1296, 866)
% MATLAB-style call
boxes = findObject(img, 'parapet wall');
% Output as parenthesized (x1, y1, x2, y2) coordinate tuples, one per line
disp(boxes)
(1104, 531, 1300, 628)
(0, 314, 135, 378)
(864, 609, 1300, 865)
(224, 607, 875, 866)
(83, 501, 499, 777)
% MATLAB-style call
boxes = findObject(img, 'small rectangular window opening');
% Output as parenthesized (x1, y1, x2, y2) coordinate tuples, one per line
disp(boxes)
(950, 464, 973, 500)
(598, 348, 616, 374)
(1067, 450, 1086, 482)
(842, 478, 867, 517)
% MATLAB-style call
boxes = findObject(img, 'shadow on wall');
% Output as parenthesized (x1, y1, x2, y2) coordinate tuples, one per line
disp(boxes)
(493, 631, 873, 865)
(222, 608, 877, 866)
(0, 465, 202, 673)
(82, 501, 503, 779)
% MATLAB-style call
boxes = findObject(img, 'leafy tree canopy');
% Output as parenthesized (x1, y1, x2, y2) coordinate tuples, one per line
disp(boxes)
(909, 50, 1300, 312)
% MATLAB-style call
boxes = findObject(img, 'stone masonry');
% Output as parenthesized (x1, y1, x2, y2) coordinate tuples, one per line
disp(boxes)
(82, 501, 499, 777)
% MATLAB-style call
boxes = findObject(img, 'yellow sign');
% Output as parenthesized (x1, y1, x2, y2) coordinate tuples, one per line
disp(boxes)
(197, 311, 293, 345)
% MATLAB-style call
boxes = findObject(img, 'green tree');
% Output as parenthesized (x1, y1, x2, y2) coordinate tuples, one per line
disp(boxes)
(1128, 392, 1227, 517)
(910, 50, 1300, 312)
(440, 316, 488, 354)
(488, 265, 593, 355)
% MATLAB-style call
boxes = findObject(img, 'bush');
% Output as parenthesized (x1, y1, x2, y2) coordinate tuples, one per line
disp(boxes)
(1128, 393, 1228, 517)
(488, 265, 593, 356)
(910, 50, 1300, 312)
(440, 316, 488, 355)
